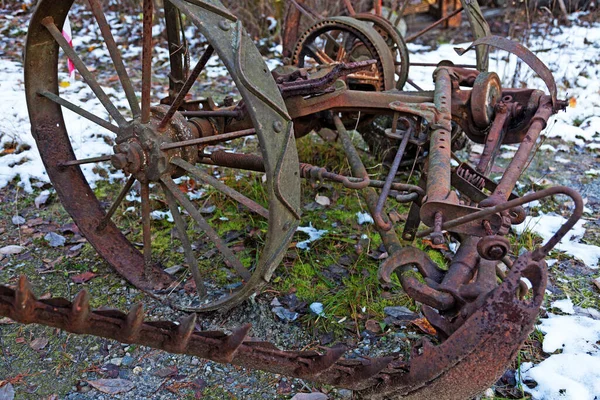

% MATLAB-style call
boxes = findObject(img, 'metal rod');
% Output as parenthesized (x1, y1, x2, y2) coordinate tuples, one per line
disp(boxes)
(41, 17, 127, 127)
(170, 157, 269, 219)
(342, 0, 356, 16)
(333, 115, 370, 189)
(59, 155, 112, 169)
(158, 45, 215, 131)
(408, 62, 477, 68)
(406, 78, 424, 91)
(140, 181, 153, 267)
(97, 175, 136, 231)
(405, 7, 464, 43)
(181, 110, 242, 118)
(162, 183, 208, 298)
(161, 177, 252, 281)
(159, 128, 256, 151)
(39, 91, 119, 134)
(373, 122, 412, 231)
(141, 0, 154, 124)
(87, 0, 141, 117)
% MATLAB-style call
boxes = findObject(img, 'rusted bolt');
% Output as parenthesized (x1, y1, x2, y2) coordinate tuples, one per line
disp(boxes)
(219, 20, 230, 31)
(488, 246, 505, 260)
(273, 121, 284, 133)
(223, 96, 234, 107)
(111, 153, 129, 170)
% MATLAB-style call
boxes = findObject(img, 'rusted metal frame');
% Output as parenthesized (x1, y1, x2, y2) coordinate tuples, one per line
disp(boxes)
(204, 150, 424, 197)
(87, 0, 141, 117)
(161, 176, 252, 281)
(481, 97, 552, 206)
(373, 121, 412, 231)
(374, 0, 382, 16)
(160, 128, 256, 151)
(0, 252, 548, 399)
(333, 115, 370, 189)
(379, 247, 455, 311)
(286, 89, 435, 120)
(425, 68, 454, 203)
(38, 91, 120, 134)
(140, 181, 153, 268)
(58, 155, 112, 169)
(141, 0, 154, 124)
(40, 17, 127, 127)
(183, 0, 238, 21)
(417, 186, 583, 260)
(476, 103, 512, 175)
(282, 0, 303, 58)
(455, 36, 559, 109)
(279, 60, 376, 98)
(410, 62, 476, 68)
(181, 110, 243, 118)
(97, 175, 136, 231)
(404, 7, 464, 43)
(170, 157, 269, 219)
(272, 124, 303, 221)
(159, 46, 215, 131)
(161, 182, 208, 298)
(164, 0, 187, 97)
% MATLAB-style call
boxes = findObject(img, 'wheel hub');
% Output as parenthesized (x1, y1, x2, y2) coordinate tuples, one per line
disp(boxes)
(111, 105, 198, 182)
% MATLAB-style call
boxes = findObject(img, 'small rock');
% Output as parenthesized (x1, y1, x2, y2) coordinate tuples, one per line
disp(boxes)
(164, 265, 184, 275)
(384, 306, 416, 319)
(270, 298, 282, 307)
(272, 306, 298, 322)
(291, 393, 328, 400)
(337, 389, 352, 398)
(132, 366, 143, 375)
(483, 388, 495, 398)
(34, 190, 50, 208)
(110, 358, 123, 367)
(0, 382, 15, 400)
(45, 232, 66, 247)
(12, 215, 26, 225)
(309, 302, 325, 317)
(121, 356, 134, 367)
(593, 277, 600, 291)
(0, 245, 25, 255)
(191, 357, 200, 366)
(315, 194, 331, 207)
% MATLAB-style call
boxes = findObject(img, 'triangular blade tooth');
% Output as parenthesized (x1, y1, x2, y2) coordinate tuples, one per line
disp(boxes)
(213, 323, 251, 363)
(338, 356, 394, 387)
(123, 303, 145, 342)
(294, 344, 347, 377)
(14, 276, 36, 323)
(70, 290, 90, 332)
(170, 313, 197, 353)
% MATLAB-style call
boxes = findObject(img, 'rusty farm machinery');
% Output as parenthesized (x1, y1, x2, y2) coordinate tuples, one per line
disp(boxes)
(0, 0, 584, 398)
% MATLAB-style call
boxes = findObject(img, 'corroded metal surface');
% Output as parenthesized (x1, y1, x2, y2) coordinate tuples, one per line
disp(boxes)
(16, 0, 586, 398)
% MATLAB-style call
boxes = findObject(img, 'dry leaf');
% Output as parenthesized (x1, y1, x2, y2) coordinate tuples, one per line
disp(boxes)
(87, 379, 135, 395)
(30, 337, 49, 351)
(412, 317, 437, 336)
(315, 194, 331, 207)
(0, 382, 15, 400)
(365, 319, 382, 333)
(421, 239, 449, 251)
(592, 277, 600, 292)
(71, 271, 97, 284)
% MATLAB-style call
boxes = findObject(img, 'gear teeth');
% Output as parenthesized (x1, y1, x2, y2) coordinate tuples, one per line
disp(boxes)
(295, 344, 346, 377)
(213, 323, 251, 363)
(169, 313, 197, 353)
(123, 303, 145, 342)
(70, 290, 91, 332)
(14, 276, 36, 323)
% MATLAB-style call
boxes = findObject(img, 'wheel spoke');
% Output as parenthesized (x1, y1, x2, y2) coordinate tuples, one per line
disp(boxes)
(306, 43, 335, 65)
(161, 182, 208, 298)
(39, 91, 120, 134)
(161, 177, 252, 281)
(158, 45, 215, 131)
(159, 128, 256, 151)
(170, 157, 269, 219)
(59, 155, 112, 168)
(41, 17, 127, 127)
(406, 78, 424, 91)
(97, 175, 136, 231)
(141, 0, 154, 124)
(87, 0, 141, 117)
(140, 181, 153, 267)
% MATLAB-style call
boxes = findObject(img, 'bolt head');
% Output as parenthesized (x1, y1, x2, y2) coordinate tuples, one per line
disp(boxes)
(488, 245, 505, 260)
(111, 153, 129, 170)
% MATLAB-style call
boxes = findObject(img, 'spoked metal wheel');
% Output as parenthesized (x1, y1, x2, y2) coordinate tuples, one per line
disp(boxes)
(25, 0, 300, 311)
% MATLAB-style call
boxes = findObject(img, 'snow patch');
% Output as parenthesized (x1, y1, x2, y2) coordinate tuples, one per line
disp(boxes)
(296, 224, 328, 250)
